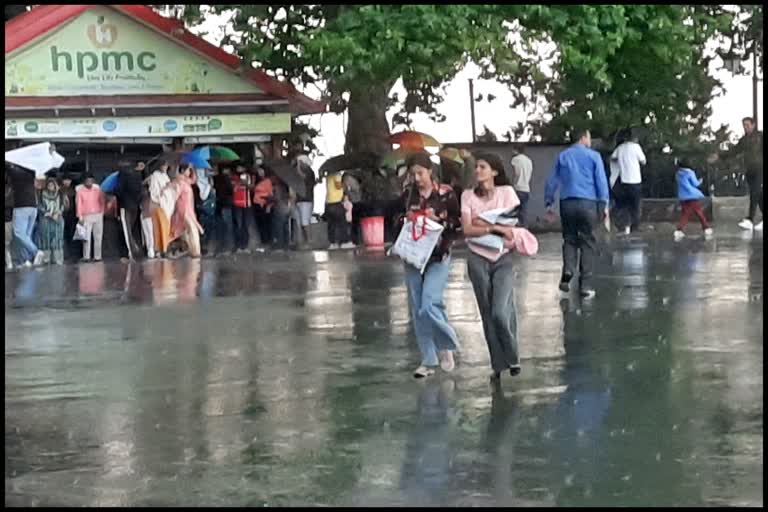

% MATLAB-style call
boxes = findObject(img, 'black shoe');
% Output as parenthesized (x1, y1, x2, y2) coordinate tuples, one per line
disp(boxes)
(509, 365, 521, 377)
(559, 273, 572, 293)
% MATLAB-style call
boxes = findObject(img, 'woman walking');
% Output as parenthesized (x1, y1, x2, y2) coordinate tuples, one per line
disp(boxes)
(399, 152, 462, 378)
(460, 153, 522, 381)
(148, 162, 172, 257)
(37, 177, 67, 265)
(170, 165, 204, 258)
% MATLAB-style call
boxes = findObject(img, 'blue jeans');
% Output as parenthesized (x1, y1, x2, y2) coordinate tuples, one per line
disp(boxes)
(12, 207, 38, 262)
(404, 256, 460, 366)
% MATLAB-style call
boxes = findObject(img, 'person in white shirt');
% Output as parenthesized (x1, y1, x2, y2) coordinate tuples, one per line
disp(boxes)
(509, 144, 533, 226)
(610, 133, 646, 234)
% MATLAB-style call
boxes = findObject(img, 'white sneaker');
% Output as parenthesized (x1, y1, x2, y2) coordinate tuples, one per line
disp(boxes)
(624, 226, 631, 236)
(738, 219, 754, 230)
(6, 261, 13, 270)
(413, 365, 435, 379)
(673, 230, 686, 241)
(328, 243, 340, 250)
(340, 242, 356, 250)
(33, 250, 45, 266)
(438, 351, 455, 372)
(23, 260, 32, 268)
(754, 221, 763, 232)
(704, 228, 714, 239)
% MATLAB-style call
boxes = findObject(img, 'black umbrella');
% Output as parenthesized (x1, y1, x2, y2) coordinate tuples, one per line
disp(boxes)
(264, 159, 307, 198)
(318, 152, 381, 177)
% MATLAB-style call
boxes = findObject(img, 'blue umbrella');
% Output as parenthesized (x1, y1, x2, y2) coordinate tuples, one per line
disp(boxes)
(101, 171, 119, 193)
(181, 152, 211, 170)
(192, 146, 211, 160)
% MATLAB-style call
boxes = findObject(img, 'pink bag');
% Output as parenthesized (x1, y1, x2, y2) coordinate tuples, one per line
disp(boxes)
(504, 227, 538, 256)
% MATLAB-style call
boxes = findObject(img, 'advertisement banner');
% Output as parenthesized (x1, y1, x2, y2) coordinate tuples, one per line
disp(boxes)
(5, 113, 291, 139)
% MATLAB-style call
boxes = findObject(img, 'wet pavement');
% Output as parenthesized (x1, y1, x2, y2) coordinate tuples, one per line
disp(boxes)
(4, 231, 763, 506)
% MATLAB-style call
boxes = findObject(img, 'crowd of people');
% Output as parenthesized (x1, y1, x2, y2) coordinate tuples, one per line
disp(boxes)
(4, 147, 318, 269)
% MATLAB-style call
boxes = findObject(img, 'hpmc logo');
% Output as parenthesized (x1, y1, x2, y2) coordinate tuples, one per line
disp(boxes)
(87, 16, 118, 49)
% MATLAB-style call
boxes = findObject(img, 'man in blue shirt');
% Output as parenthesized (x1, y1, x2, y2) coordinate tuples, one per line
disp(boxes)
(544, 129, 609, 298)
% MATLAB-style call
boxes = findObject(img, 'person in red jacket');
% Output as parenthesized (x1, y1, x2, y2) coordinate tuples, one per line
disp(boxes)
(231, 163, 252, 252)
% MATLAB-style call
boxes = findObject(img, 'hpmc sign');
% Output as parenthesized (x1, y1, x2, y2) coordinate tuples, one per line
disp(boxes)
(5, 6, 263, 96)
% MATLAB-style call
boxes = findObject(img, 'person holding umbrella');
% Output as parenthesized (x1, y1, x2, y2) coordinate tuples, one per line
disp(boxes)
(170, 164, 204, 258)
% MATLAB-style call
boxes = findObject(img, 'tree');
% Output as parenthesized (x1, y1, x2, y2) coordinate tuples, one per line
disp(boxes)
(531, 6, 758, 155)
(137, 6, 762, 160)
(166, 5, 667, 154)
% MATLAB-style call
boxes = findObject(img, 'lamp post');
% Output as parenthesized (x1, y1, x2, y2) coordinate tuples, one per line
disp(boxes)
(468, 79, 477, 143)
(752, 49, 759, 126)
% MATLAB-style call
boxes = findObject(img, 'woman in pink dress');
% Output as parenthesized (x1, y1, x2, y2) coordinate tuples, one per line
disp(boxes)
(170, 165, 204, 258)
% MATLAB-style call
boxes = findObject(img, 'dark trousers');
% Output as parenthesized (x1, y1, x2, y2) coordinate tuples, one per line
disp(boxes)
(677, 200, 710, 230)
(120, 207, 142, 258)
(215, 206, 234, 253)
(325, 202, 350, 244)
(271, 206, 291, 249)
(516, 191, 529, 227)
(746, 169, 763, 221)
(614, 183, 642, 230)
(560, 198, 599, 289)
(252, 204, 272, 246)
(63, 214, 80, 262)
(232, 207, 250, 250)
(467, 251, 519, 371)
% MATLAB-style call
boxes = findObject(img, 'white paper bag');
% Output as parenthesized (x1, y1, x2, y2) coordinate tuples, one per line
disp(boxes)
(73, 222, 88, 241)
(389, 215, 444, 274)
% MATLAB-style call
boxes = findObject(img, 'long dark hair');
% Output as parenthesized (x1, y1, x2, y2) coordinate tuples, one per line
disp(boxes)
(473, 151, 508, 197)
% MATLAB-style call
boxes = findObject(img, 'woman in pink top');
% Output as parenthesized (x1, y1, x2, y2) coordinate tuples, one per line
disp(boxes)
(460, 152, 522, 382)
(170, 165, 204, 258)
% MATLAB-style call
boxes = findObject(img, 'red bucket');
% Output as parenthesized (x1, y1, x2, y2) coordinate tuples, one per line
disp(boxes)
(360, 216, 385, 247)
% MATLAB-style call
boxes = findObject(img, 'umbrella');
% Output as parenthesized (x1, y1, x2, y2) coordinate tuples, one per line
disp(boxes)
(208, 146, 240, 162)
(389, 130, 440, 150)
(101, 171, 119, 193)
(438, 147, 464, 165)
(5, 142, 65, 178)
(318, 152, 380, 177)
(381, 147, 419, 169)
(181, 152, 211, 170)
(264, 159, 307, 198)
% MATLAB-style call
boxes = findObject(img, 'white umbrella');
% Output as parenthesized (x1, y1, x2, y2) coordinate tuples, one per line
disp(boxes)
(5, 142, 65, 178)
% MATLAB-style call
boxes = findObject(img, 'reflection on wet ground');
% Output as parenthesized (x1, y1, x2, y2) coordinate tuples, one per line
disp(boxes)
(5, 233, 763, 506)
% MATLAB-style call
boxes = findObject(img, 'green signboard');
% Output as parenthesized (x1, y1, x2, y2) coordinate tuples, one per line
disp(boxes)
(5, 6, 263, 96)
(5, 113, 291, 139)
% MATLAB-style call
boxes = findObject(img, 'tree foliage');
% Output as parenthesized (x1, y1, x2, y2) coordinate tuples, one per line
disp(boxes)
(142, 6, 763, 156)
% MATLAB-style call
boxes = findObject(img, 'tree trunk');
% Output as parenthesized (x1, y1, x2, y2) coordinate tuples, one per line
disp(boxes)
(344, 83, 393, 155)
